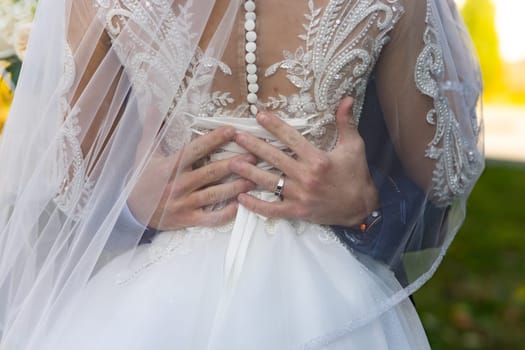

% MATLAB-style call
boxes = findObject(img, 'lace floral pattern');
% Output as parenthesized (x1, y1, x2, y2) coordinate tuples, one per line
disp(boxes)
(94, 0, 406, 150)
(95, 0, 204, 157)
(53, 45, 93, 220)
(192, 0, 404, 151)
(415, 2, 483, 206)
(95, 0, 198, 112)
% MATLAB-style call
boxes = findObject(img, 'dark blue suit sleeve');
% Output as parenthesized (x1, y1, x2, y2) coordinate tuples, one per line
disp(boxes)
(330, 78, 426, 285)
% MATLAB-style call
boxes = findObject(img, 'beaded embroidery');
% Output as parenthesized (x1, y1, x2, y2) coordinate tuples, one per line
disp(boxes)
(95, 0, 199, 112)
(191, 0, 404, 152)
(54, 45, 93, 219)
(93, 0, 404, 152)
(415, 1, 483, 206)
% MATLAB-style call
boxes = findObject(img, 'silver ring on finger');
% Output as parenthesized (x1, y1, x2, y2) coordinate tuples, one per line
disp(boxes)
(273, 175, 285, 200)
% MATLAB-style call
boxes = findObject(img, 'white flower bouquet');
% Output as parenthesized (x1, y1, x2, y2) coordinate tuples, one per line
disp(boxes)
(0, 0, 38, 59)
(0, 0, 36, 131)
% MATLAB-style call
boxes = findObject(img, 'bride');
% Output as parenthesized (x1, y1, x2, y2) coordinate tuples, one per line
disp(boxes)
(0, 0, 483, 348)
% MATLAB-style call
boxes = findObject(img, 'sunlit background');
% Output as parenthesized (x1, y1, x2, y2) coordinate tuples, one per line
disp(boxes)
(457, 0, 525, 63)
(464, 0, 525, 163)
(0, 1, 524, 349)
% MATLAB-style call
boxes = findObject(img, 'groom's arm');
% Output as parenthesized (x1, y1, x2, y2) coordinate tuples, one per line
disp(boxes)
(330, 78, 424, 285)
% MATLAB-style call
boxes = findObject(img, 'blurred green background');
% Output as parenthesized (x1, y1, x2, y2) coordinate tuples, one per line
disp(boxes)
(416, 1, 525, 349)
(416, 162, 525, 349)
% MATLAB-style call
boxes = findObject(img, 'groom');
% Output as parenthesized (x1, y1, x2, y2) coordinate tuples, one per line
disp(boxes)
(333, 78, 449, 287)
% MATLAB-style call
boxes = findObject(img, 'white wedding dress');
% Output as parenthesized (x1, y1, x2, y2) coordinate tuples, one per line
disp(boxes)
(0, 0, 483, 349)
(41, 218, 430, 350)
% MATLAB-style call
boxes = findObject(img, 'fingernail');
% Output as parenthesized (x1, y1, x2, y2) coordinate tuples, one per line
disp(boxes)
(230, 160, 241, 172)
(235, 132, 247, 143)
(257, 113, 268, 123)
(224, 127, 235, 138)
(237, 193, 247, 204)
(242, 154, 257, 163)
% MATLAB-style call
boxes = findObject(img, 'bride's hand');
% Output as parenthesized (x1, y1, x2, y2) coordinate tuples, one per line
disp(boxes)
(128, 127, 256, 230)
(230, 97, 379, 227)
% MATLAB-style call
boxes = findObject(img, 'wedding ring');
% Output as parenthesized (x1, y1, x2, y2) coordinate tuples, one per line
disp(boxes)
(273, 176, 285, 199)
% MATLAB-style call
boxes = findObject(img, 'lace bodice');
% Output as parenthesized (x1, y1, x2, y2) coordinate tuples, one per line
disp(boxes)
(198, 0, 406, 154)
(83, 0, 483, 206)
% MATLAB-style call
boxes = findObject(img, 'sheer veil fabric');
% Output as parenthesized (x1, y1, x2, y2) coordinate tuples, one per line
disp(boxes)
(0, 0, 482, 348)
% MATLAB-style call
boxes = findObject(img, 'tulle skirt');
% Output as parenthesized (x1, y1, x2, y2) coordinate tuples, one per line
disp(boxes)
(40, 207, 431, 350)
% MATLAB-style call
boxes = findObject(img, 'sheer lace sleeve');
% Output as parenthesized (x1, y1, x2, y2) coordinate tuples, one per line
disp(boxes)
(375, 0, 483, 206)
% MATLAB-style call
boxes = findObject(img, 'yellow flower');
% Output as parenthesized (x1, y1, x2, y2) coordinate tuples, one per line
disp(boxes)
(0, 60, 14, 133)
